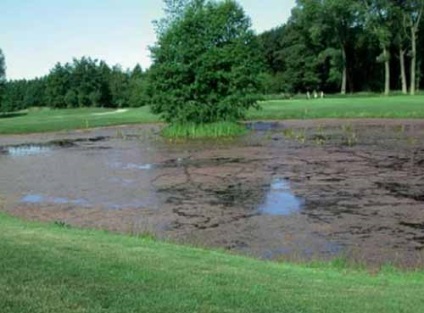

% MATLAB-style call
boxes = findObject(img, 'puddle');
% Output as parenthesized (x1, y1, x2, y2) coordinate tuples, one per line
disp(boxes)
(21, 194, 89, 206)
(1, 145, 53, 157)
(111, 162, 155, 171)
(0, 136, 111, 158)
(246, 121, 282, 131)
(20, 194, 151, 210)
(110, 158, 246, 172)
(259, 178, 304, 216)
(20, 194, 156, 210)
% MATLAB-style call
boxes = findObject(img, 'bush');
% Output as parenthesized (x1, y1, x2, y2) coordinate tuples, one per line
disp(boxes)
(149, 0, 265, 125)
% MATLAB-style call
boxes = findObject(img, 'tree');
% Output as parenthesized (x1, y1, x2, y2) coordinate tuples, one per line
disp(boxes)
(128, 65, 150, 107)
(153, 0, 193, 35)
(0, 49, 5, 110)
(258, 26, 289, 93)
(391, 2, 409, 94)
(402, 0, 424, 94)
(45, 63, 71, 108)
(0, 49, 5, 84)
(362, 0, 395, 95)
(320, 0, 361, 94)
(149, 0, 264, 124)
(108, 65, 130, 107)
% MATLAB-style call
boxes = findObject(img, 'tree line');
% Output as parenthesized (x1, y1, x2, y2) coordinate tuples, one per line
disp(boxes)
(1, 0, 424, 114)
(260, 0, 424, 95)
(0, 56, 149, 112)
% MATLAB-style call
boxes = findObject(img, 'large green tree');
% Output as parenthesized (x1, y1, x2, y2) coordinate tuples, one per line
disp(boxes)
(149, 0, 264, 124)
(362, 0, 395, 96)
(128, 65, 150, 107)
(400, 0, 424, 94)
(319, 0, 361, 94)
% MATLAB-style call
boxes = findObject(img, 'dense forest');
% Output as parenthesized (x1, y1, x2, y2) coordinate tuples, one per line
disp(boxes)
(260, 0, 424, 95)
(1, 0, 424, 113)
(0, 55, 149, 112)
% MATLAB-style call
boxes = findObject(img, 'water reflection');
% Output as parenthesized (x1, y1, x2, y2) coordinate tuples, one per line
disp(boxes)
(21, 194, 89, 206)
(259, 178, 304, 216)
(4, 145, 52, 157)
(21, 193, 152, 210)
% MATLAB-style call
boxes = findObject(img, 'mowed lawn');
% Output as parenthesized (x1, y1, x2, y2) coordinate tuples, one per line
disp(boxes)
(249, 95, 424, 120)
(0, 213, 423, 313)
(0, 107, 159, 134)
(1, 95, 424, 134)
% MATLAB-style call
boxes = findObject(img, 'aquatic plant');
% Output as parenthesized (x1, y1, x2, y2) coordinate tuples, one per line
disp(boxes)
(161, 122, 247, 139)
(341, 124, 358, 147)
(53, 220, 72, 228)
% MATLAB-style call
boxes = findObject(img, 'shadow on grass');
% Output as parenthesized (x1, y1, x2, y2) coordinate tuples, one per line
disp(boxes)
(0, 112, 28, 119)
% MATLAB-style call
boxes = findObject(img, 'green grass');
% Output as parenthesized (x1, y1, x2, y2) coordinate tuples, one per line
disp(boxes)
(1, 95, 424, 135)
(0, 107, 158, 134)
(248, 96, 424, 120)
(0, 213, 423, 313)
(0, 214, 424, 313)
(161, 122, 247, 139)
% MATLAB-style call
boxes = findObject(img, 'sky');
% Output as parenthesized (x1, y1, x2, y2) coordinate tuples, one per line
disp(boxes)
(0, 0, 296, 80)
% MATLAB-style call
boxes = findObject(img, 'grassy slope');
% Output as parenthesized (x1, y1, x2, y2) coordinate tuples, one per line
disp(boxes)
(1, 96, 424, 134)
(1, 213, 423, 313)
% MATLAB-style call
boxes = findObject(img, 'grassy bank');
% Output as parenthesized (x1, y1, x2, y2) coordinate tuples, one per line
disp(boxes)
(1, 95, 424, 135)
(0, 213, 423, 313)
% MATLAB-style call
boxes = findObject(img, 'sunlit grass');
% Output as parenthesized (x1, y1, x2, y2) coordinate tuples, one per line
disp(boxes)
(1, 95, 424, 135)
(248, 95, 424, 120)
(0, 213, 423, 313)
(0, 106, 158, 134)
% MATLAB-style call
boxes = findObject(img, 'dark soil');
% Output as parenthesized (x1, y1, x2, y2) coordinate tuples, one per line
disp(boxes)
(1, 120, 423, 268)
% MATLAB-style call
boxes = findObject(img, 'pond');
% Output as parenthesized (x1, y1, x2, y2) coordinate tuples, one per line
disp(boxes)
(0, 120, 423, 268)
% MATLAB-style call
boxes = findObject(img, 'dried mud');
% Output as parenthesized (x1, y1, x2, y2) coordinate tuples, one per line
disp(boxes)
(0, 119, 423, 268)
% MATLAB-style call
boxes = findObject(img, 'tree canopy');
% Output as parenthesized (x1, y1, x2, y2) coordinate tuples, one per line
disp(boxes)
(259, 0, 424, 95)
(149, 0, 264, 124)
(1, 58, 150, 113)
(0, 49, 5, 105)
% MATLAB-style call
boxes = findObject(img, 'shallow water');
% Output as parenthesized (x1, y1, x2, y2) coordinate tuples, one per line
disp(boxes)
(3, 145, 52, 157)
(21, 194, 89, 206)
(1, 121, 424, 267)
(259, 178, 304, 216)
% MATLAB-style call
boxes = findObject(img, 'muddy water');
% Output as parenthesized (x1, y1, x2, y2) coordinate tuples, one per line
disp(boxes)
(1, 120, 424, 268)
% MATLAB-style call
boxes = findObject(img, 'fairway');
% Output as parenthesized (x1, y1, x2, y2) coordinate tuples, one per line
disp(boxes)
(249, 95, 424, 120)
(1, 213, 423, 313)
(1, 96, 424, 134)
(0, 106, 158, 135)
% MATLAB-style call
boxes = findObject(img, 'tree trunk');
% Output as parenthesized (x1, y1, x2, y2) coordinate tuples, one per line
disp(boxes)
(383, 47, 390, 96)
(400, 47, 408, 94)
(341, 67, 347, 95)
(341, 47, 347, 95)
(410, 28, 417, 95)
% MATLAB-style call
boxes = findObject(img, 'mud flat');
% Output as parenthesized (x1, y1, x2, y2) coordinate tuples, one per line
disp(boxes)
(1, 120, 423, 268)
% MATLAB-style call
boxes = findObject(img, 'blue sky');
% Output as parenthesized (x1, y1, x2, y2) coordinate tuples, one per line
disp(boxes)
(0, 0, 296, 80)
